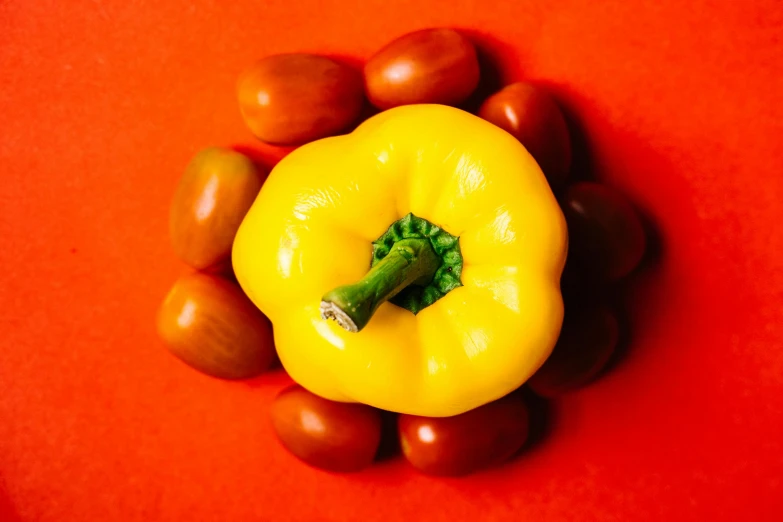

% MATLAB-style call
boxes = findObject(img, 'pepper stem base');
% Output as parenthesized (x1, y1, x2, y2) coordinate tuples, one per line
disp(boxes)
(319, 301, 359, 333)
(321, 237, 440, 332)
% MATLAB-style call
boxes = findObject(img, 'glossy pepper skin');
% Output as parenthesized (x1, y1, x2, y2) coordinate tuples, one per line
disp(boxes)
(233, 104, 567, 417)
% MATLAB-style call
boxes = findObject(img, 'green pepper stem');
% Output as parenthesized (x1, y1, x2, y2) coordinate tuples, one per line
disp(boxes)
(320, 238, 440, 332)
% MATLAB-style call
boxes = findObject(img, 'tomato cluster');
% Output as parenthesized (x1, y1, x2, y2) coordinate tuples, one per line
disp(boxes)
(158, 28, 647, 476)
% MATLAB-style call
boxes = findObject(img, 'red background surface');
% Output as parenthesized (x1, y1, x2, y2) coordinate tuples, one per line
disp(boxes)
(2, 0, 782, 520)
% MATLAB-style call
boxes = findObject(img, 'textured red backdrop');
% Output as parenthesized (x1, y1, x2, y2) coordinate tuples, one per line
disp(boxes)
(1, 0, 782, 521)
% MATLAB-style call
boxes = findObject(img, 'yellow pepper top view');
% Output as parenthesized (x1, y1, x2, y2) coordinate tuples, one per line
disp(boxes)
(233, 104, 568, 417)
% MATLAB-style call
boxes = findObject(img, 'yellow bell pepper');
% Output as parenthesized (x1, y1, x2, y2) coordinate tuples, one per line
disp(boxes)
(233, 104, 567, 417)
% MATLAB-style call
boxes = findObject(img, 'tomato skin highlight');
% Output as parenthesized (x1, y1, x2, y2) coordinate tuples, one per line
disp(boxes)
(398, 394, 529, 476)
(157, 273, 275, 379)
(270, 385, 383, 473)
(364, 28, 480, 109)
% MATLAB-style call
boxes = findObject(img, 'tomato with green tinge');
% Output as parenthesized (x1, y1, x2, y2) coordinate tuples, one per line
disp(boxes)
(157, 273, 275, 379)
(169, 147, 263, 271)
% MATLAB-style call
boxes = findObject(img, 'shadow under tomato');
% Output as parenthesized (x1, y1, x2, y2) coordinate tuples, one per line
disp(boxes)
(541, 83, 677, 383)
(231, 143, 297, 173)
(320, 53, 365, 73)
(455, 29, 515, 114)
(238, 365, 292, 390)
(517, 387, 552, 455)
(559, 208, 666, 380)
(319, 52, 383, 131)
(200, 258, 238, 282)
(559, 230, 662, 383)
(375, 410, 402, 462)
(601, 209, 665, 374)
(633, 208, 665, 275)
(536, 80, 596, 186)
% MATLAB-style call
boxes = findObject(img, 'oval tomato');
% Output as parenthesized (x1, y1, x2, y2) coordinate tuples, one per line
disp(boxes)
(364, 28, 479, 109)
(237, 54, 365, 145)
(157, 273, 275, 379)
(270, 385, 382, 472)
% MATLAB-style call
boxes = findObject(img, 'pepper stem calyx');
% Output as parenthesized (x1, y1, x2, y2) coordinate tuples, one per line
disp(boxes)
(321, 213, 463, 333)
